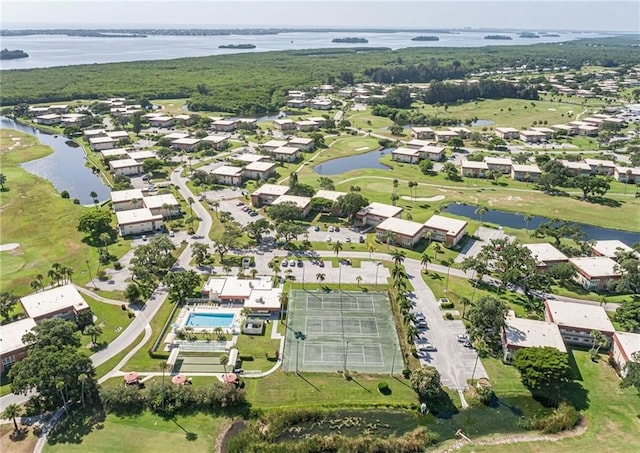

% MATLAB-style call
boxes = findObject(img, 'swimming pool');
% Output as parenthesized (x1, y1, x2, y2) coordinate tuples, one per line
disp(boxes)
(184, 312, 235, 329)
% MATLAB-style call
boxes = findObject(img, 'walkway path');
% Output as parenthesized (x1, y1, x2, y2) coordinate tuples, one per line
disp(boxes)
(75, 285, 123, 306)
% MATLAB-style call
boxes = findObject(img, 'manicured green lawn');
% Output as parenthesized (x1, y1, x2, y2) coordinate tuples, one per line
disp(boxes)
(464, 349, 640, 453)
(234, 329, 281, 373)
(43, 411, 230, 453)
(244, 370, 417, 409)
(82, 295, 133, 346)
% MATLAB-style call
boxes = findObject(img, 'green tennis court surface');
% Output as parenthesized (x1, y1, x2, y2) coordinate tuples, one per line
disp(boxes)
(283, 291, 403, 374)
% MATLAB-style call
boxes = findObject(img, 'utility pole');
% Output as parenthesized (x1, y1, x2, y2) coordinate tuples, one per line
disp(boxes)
(85, 259, 97, 290)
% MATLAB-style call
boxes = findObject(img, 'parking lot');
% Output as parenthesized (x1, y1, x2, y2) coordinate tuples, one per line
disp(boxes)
(305, 225, 364, 244)
(279, 259, 389, 285)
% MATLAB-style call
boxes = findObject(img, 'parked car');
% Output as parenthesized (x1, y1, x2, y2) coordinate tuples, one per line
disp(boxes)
(169, 231, 175, 238)
(463, 341, 473, 349)
(359, 235, 365, 243)
(457, 334, 469, 343)
(415, 312, 426, 321)
(297, 260, 304, 267)
(419, 343, 437, 352)
(334, 226, 340, 232)
(326, 235, 332, 242)
(318, 261, 325, 268)
(314, 225, 320, 231)
(242, 258, 251, 268)
(345, 237, 352, 243)
(142, 235, 147, 241)
(328, 226, 335, 232)
(281, 260, 288, 267)
(289, 259, 297, 267)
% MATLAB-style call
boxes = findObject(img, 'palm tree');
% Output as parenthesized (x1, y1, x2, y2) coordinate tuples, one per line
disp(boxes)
(475, 206, 487, 224)
(589, 330, 608, 357)
(211, 201, 220, 215)
(524, 214, 533, 233)
(56, 380, 69, 415)
(36, 273, 44, 290)
(390, 193, 399, 206)
(391, 249, 406, 267)
(332, 240, 343, 256)
(30, 280, 41, 293)
(63, 266, 73, 284)
(78, 373, 88, 408)
(250, 268, 258, 279)
(278, 293, 289, 319)
(90, 191, 99, 209)
(432, 243, 442, 261)
(406, 324, 419, 342)
(381, 230, 395, 250)
(187, 196, 195, 217)
(403, 311, 416, 326)
(316, 273, 326, 285)
(47, 269, 59, 287)
(421, 253, 431, 273)
(161, 202, 172, 221)
(391, 265, 407, 282)
(0, 173, 6, 190)
(356, 275, 363, 287)
(392, 178, 399, 195)
(99, 232, 111, 256)
(366, 242, 375, 258)
(223, 265, 232, 276)
(2, 403, 21, 434)
(461, 297, 470, 319)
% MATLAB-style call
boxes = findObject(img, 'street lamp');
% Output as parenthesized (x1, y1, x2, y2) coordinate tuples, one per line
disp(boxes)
(302, 263, 305, 290)
(470, 353, 480, 386)
(445, 263, 451, 293)
(85, 259, 97, 290)
(338, 262, 342, 291)
(344, 340, 349, 373)
(390, 343, 397, 376)
(296, 339, 300, 375)
(375, 262, 382, 291)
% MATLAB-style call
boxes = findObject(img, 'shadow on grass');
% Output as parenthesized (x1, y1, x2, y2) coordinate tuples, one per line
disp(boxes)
(47, 407, 106, 446)
(296, 373, 319, 391)
(348, 376, 372, 393)
(171, 418, 198, 441)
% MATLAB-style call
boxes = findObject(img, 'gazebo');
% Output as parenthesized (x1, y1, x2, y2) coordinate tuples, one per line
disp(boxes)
(124, 372, 139, 386)
(222, 373, 238, 385)
(171, 374, 187, 385)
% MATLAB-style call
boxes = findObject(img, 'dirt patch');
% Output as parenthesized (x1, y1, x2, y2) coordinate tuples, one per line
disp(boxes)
(0, 424, 39, 453)
(215, 418, 247, 453)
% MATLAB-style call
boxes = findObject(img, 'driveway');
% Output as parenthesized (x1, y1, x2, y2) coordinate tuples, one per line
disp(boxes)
(216, 199, 264, 227)
(306, 225, 363, 244)
(455, 226, 513, 263)
(279, 259, 389, 285)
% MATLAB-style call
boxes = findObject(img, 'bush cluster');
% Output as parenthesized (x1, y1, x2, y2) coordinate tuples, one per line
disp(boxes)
(518, 402, 579, 434)
(100, 381, 246, 417)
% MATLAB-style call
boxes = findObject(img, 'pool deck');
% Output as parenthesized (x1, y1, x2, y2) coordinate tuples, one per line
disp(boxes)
(176, 305, 242, 333)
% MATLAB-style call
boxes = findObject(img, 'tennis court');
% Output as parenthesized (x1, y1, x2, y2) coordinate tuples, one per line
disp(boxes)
(283, 291, 403, 374)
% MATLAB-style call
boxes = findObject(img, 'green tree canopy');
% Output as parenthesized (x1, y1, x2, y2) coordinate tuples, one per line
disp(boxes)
(164, 270, 202, 303)
(621, 352, 640, 394)
(267, 201, 304, 222)
(466, 296, 508, 351)
(77, 209, 114, 239)
(410, 366, 443, 401)
(513, 346, 573, 391)
(614, 298, 640, 331)
(336, 192, 369, 222)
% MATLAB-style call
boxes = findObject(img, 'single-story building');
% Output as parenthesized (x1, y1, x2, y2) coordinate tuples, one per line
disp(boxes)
(495, 127, 520, 140)
(375, 217, 426, 248)
(251, 184, 290, 207)
(584, 158, 616, 175)
(273, 119, 296, 131)
(295, 120, 319, 132)
(272, 146, 300, 162)
(100, 148, 130, 160)
(423, 214, 467, 247)
(271, 195, 312, 217)
(262, 140, 289, 152)
(89, 136, 116, 151)
(551, 124, 578, 135)
(561, 160, 592, 176)
(116, 208, 164, 236)
(460, 160, 489, 178)
(83, 128, 106, 139)
(127, 150, 157, 163)
(211, 165, 244, 186)
(0, 318, 38, 373)
(111, 188, 145, 211)
(411, 127, 435, 139)
(484, 157, 513, 174)
(244, 161, 276, 180)
(524, 243, 569, 269)
(614, 166, 640, 183)
(147, 115, 175, 128)
(568, 256, 622, 291)
(109, 158, 143, 176)
(544, 299, 615, 348)
(211, 119, 237, 132)
(143, 194, 181, 218)
(611, 331, 640, 377)
(202, 276, 282, 315)
(163, 132, 190, 141)
(510, 164, 541, 182)
(501, 314, 567, 362)
(307, 117, 327, 126)
(590, 240, 635, 260)
(106, 131, 130, 141)
(233, 153, 269, 164)
(201, 135, 230, 150)
(20, 284, 90, 323)
(419, 145, 446, 161)
(171, 137, 201, 152)
(392, 147, 421, 164)
(356, 202, 403, 227)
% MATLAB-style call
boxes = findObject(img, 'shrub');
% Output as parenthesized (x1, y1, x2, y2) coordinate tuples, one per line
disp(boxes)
(476, 385, 495, 405)
(96, 269, 109, 281)
(444, 312, 454, 320)
(73, 199, 80, 204)
(377, 381, 391, 395)
(402, 369, 411, 379)
(521, 402, 580, 434)
(61, 190, 70, 198)
(440, 301, 454, 309)
(113, 261, 122, 270)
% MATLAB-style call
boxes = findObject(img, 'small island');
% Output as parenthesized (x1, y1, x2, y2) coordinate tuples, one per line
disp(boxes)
(332, 37, 368, 43)
(218, 43, 256, 49)
(519, 32, 540, 38)
(0, 48, 29, 60)
(411, 36, 440, 42)
(484, 35, 513, 40)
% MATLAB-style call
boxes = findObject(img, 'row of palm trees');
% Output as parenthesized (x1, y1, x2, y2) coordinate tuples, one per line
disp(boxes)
(29, 263, 74, 293)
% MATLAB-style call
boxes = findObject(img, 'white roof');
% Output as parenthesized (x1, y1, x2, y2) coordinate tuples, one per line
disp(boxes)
(424, 214, 467, 236)
(392, 147, 421, 157)
(263, 139, 288, 148)
(212, 165, 243, 177)
(116, 208, 163, 225)
(37, 114, 61, 120)
(106, 131, 129, 139)
(20, 284, 89, 319)
(569, 256, 621, 278)
(172, 138, 201, 145)
(615, 166, 640, 176)
(614, 331, 640, 358)
(296, 120, 317, 126)
(83, 128, 106, 136)
(245, 161, 276, 172)
(314, 190, 347, 202)
(591, 240, 634, 259)
(419, 145, 445, 155)
(274, 119, 294, 125)
(127, 150, 156, 160)
(237, 118, 257, 124)
(584, 159, 616, 168)
(562, 160, 591, 171)
(552, 124, 576, 131)
(511, 164, 541, 173)
(531, 127, 555, 133)
(234, 153, 267, 163)
(461, 160, 488, 170)
(110, 158, 141, 169)
(406, 139, 431, 148)
(273, 146, 299, 155)
(100, 148, 129, 158)
(411, 126, 434, 133)
(201, 135, 229, 144)
(434, 130, 458, 136)
(143, 193, 179, 209)
(520, 130, 546, 137)
(0, 318, 37, 355)
(495, 127, 519, 133)
(524, 243, 568, 264)
(545, 299, 615, 333)
(484, 157, 513, 166)
(376, 217, 425, 237)
(203, 277, 277, 304)
(252, 184, 290, 197)
(272, 195, 311, 209)
(504, 316, 567, 352)
(90, 136, 116, 144)
(288, 137, 314, 145)
(148, 115, 173, 122)
(359, 202, 403, 219)
(111, 188, 144, 203)
(212, 119, 237, 126)
(164, 132, 190, 140)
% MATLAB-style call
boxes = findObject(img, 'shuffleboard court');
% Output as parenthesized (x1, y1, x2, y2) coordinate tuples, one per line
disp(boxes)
(283, 290, 403, 374)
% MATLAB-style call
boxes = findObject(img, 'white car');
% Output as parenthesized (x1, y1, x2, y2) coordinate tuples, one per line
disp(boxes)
(457, 334, 469, 343)
(326, 235, 332, 242)
(328, 226, 335, 232)
(419, 343, 437, 352)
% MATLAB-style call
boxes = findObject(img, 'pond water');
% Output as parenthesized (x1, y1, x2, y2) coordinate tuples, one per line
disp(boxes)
(472, 119, 495, 126)
(0, 117, 111, 204)
(278, 397, 550, 444)
(312, 147, 392, 175)
(443, 203, 640, 246)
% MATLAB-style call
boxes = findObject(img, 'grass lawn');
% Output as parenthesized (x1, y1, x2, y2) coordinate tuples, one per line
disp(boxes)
(464, 349, 640, 453)
(94, 332, 146, 379)
(82, 295, 133, 346)
(43, 410, 230, 453)
(234, 329, 281, 373)
(244, 370, 417, 409)
(0, 130, 107, 296)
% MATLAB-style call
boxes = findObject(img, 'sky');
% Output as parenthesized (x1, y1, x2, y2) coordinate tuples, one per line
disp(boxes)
(1, 0, 639, 32)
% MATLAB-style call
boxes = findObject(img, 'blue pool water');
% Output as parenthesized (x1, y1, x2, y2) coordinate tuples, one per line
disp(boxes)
(185, 312, 235, 328)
